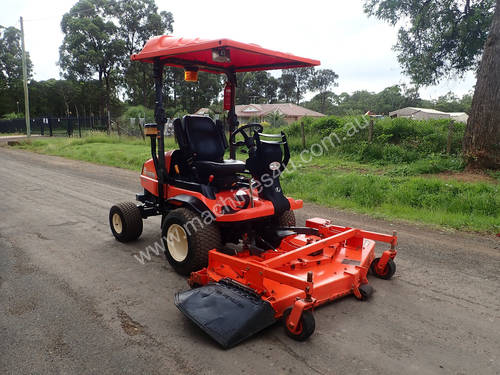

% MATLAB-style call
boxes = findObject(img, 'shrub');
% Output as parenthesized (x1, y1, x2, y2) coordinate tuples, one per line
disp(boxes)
(2, 112, 24, 120)
(285, 115, 465, 164)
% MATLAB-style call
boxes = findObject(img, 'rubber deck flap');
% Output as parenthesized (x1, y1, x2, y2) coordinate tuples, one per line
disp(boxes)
(174, 280, 276, 349)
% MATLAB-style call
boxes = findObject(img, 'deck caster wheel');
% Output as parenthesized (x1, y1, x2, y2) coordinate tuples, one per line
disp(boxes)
(109, 202, 143, 242)
(356, 284, 374, 300)
(283, 307, 315, 342)
(371, 257, 396, 280)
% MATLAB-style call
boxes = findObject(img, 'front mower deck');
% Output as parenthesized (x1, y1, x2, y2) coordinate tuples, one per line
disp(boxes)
(175, 218, 398, 348)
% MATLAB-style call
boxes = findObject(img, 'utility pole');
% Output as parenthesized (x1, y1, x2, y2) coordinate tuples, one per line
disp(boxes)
(20, 16, 31, 137)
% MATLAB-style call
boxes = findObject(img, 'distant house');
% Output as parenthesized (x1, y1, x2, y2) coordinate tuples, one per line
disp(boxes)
(193, 108, 211, 116)
(389, 107, 468, 123)
(236, 103, 325, 124)
(448, 112, 469, 123)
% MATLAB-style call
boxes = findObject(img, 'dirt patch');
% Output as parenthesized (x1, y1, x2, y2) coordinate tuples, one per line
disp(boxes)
(117, 309, 144, 336)
(47, 331, 72, 357)
(425, 171, 498, 184)
(8, 298, 37, 315)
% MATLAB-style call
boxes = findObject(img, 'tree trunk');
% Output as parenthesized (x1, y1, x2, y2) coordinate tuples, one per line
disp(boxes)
(463, 0, 500, 169)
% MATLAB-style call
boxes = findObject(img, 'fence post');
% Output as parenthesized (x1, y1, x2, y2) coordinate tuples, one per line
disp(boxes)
(301, 121, 306, 149)
(107, 110, 111, 135)
(78, 114, 82, 138)
(447, 120, 454, 154)
(67, 115, 71, 137)
(41, 118, 44, 136)
(49, 118, 53, 136)
(368, 118, 374, 143)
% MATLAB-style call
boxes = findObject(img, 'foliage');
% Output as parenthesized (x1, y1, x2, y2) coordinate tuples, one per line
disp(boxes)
(59, 0, 173, 112)
(364, 0, 496, 85)
(117, 0, 173, 107)
(2, 112, 23, 120)
(59, 0, 125, 110)
(279, 67, 315, 104)
(308, 69, 339, 113)
(286, 115, 466, 163)
(304, 85, 472, 116)
(236, 71, 279, 104)
(120, 105, 154, 122)
(0, 26, 33, 115)
(265, 111, 287, 127)
(164, 69, 222, 114)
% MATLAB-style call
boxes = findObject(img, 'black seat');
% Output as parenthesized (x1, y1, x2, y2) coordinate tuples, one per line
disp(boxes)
(174, 115, 245, 178)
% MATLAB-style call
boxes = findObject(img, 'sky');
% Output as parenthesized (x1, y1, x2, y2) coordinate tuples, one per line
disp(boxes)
(1, 0, 477, 100)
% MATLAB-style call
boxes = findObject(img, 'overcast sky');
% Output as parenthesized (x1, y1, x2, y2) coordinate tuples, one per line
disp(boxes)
(2, 0, 476, 100)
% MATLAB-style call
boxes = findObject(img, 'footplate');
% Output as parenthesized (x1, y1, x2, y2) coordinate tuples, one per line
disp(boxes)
(174, 279, 276, 349)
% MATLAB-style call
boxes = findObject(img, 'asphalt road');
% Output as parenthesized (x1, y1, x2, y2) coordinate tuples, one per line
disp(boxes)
(1, 146, 499, 375)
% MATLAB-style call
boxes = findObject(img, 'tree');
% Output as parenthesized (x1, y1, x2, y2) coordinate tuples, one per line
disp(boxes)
(0, 25, 33, 116)
(277, 72, 295, 103)
(29, 79, 102, 117)
(364, 0, 500, 169)
(463, 3, 500, 168)
(308, 69, 339, 113)
(165, 68, 222, 114)
(236, 71, 279, 104)
(303, 92, 337, 115)
(59, 0, 126, 114)
(114, 0, 173, 107)
(279, 67, 314, 104)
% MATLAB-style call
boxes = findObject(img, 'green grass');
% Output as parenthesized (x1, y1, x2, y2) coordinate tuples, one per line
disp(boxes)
(282, 166, 499, 233)
(14, 133, 175, 171)
(11, 133, 500, 234)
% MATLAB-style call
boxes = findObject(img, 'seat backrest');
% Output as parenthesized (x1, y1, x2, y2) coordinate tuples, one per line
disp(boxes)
(175, 115, 226, 162)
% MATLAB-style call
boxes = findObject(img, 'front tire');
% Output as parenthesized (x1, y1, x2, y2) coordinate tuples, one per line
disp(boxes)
(162, 208, 221, 276)
(109, 202, 143, 242)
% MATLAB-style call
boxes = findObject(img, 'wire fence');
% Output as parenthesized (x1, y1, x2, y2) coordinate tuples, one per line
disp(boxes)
(0, 116, 109, 136)
(0, 115, 176, 139)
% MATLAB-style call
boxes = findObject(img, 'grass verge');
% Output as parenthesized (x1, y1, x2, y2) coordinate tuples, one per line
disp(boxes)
(11, 134, 500, 234)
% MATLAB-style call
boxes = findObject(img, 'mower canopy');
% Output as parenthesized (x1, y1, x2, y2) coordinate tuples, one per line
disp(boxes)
(131, 36, 320, 72)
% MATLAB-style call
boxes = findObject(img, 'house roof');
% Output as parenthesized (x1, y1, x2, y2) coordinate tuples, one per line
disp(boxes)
(389, 107, 452, 117)
(236, 103, 325, 118)
(193, 107, 210, 115)
(131, 36, 320, 73)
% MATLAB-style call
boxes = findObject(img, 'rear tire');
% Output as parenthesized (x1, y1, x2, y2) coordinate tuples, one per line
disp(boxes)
(162, 207, 221, 276)
(277, 210, 296, 227)
(109, 202, 143, 242)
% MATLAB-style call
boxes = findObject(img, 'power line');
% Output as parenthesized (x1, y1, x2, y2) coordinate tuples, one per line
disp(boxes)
(23, 4, 102, 23)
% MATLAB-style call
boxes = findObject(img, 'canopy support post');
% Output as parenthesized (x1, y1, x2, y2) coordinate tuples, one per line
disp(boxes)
(153, 59, 167, 212)
(226, 71, 238, 160)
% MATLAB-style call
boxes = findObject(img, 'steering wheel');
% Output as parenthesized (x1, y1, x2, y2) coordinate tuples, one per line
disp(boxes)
(230, 123, 264, 148)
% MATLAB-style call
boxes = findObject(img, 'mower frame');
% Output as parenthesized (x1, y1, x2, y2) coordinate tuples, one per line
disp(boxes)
(188, 218, 397, 334)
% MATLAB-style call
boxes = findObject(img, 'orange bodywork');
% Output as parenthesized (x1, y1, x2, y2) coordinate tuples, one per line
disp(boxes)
(140, 154, 303, 221)
(189, 218, 397, 329)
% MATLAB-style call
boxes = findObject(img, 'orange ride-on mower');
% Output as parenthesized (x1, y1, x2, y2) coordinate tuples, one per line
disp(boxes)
(109, 36, 398, 348)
